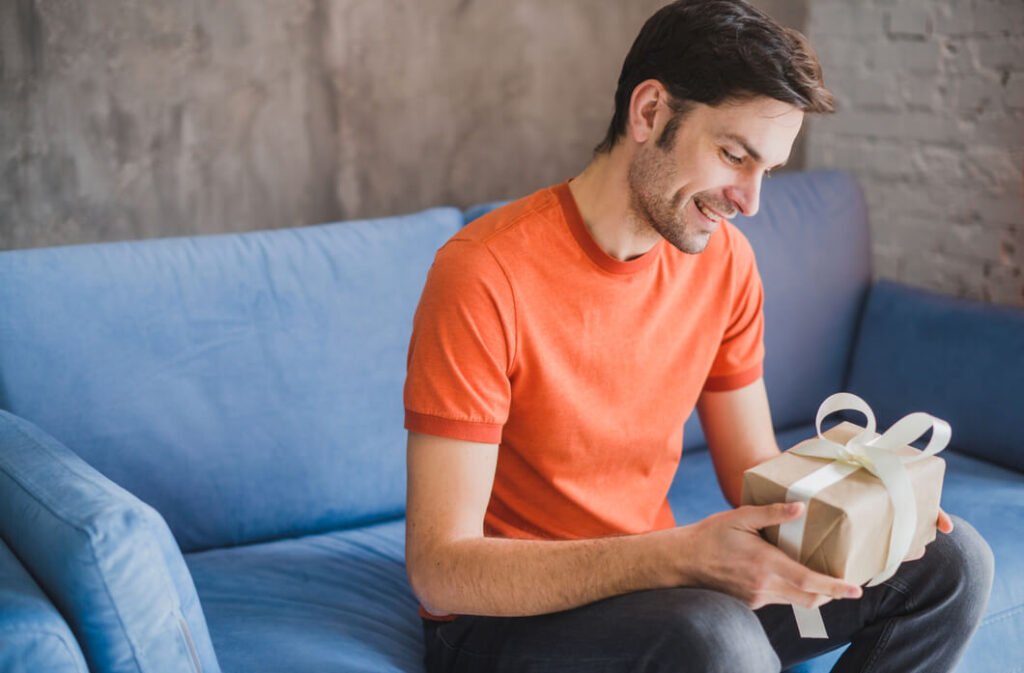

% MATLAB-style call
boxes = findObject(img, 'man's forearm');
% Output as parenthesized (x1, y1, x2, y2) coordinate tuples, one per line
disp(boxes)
(410, 527, 688, 617)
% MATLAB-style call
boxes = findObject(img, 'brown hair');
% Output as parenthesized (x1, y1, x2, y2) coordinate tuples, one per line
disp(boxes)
(595, 0, 834, 154)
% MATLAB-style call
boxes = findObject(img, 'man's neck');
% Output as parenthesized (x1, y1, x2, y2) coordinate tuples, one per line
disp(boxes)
(568, 150, 660, 262)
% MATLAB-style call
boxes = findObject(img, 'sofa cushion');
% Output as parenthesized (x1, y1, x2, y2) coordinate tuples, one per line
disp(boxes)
(0, 538, 88, 673)
(0, 411, 220, 673)
(0, 208, 463, 552)
(186, 519, 422, 673)
(847, 279, 1024, 472)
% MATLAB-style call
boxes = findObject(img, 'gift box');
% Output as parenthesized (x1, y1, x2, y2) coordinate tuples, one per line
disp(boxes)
(741, 395, 948, 588)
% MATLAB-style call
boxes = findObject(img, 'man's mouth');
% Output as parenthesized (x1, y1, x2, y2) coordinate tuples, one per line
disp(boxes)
(693, 196, 730, 223)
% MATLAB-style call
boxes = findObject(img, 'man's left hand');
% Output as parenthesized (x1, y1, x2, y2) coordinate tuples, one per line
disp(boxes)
(905, 507, 954, 562)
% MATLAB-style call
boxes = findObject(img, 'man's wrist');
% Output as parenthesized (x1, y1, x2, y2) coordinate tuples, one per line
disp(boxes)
(642, 525, 699, 590)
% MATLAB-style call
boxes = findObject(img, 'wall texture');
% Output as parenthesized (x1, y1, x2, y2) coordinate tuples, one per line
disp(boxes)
(0, 0, 799, 251)
(0, 0, 669, 249)
(804, 0, 1024, 306)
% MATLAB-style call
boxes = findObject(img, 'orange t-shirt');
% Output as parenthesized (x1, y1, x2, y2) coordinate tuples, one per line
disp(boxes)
(405, 180, 763, 546)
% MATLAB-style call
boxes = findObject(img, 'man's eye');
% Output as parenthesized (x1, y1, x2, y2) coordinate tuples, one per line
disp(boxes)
(721, 149, 742, 165)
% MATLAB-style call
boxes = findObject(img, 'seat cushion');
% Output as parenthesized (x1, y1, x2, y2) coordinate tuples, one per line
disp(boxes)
(0, 411, 220, 673)
(671, 423, 1024, 673)
(0, 538, 88, 673)
(0, 208, 463, 552)
(186, 519, 422, 673)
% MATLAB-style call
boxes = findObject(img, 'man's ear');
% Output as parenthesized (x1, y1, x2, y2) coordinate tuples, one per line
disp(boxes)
(627, 80, 667, 145)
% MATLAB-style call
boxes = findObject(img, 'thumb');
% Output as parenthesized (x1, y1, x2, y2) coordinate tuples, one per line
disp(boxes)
(737, 501, 804, 531)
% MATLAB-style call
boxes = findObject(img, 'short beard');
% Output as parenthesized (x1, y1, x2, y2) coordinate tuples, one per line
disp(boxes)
(626, 124, 711, 255)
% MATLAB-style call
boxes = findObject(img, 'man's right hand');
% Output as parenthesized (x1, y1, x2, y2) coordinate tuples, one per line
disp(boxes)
(673, 501, 863, 610)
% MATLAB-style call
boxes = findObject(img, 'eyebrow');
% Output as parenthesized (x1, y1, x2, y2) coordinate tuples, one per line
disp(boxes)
(719, 133, 788, 170)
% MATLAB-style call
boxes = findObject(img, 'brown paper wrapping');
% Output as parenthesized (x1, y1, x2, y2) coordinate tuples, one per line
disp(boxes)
(741, 421, 946, 586)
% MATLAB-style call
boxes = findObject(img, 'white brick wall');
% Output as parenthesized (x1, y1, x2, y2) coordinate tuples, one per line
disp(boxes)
(805, 0, 1024, 306)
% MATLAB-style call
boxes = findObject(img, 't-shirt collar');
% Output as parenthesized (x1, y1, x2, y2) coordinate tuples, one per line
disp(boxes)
(553, 182, 663, 275)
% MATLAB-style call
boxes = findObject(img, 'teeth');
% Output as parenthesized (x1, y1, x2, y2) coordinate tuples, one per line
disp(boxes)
(695, 198, 718, 221)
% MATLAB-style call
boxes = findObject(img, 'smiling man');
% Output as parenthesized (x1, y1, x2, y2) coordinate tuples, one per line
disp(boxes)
(403, 2, 993, 672)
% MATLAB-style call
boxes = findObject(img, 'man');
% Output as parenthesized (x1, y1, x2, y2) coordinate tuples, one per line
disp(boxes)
(403, 1, 993, 671)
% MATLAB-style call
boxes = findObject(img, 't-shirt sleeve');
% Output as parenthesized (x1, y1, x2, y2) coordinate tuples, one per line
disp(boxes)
(404, 239, 515, 444)
(703, 227, 765, 392)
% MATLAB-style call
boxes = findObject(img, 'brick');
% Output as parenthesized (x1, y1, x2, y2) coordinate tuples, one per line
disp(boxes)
(951, 75, 1003, 113)
(975, 39, 1024, 73)
(814, 37, 873, 73)
(827, 70, 902, 111)
(1006, 74, 1024, 108)
(870, 40, 942, 74)
(971, 0, 1024, 35)
(940, 219, 1009, 261)
(862, 179, 975, 221)
(964, 145, 1023, 194)
(808, 4, 885, 39)
(984, 192, 1024, 226)
(914, 144, 968, 184)
(886, 5, 932, 38)
(899, 73, 948, 111)
(933, 1, 975, 37)
(872, 212, 942, 251)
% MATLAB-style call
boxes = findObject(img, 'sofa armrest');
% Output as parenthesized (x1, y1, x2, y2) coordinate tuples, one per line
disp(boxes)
(847, 280, 1024, 473)
(0, 410, 221, 673)
(0, 537, 88, 673)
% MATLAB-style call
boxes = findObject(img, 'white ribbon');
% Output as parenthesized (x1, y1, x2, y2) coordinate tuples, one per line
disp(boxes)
(778, 393, 950, 638)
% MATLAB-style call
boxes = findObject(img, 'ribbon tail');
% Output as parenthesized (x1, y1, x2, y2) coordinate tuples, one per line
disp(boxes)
(780, 461, 860, 639)
(793, 605, 829, 639)
(865, 448, 918, 586)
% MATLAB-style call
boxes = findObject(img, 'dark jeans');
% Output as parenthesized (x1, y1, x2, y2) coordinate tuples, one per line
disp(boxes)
(422, 516, 993, 673)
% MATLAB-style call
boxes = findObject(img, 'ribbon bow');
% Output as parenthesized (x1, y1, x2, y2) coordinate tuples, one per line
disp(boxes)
(779, 393, 950, 639)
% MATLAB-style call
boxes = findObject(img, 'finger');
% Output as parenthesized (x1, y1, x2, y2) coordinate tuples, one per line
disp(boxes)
(765, 545, 863, 600)
(735, 501, 804, 531)
(937, 508, 954, 534)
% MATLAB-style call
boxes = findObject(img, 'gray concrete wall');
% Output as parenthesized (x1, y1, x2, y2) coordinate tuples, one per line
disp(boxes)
(804, 0, 1024, 307)
(1, 0, 806, 251)
(1, 0, 673, 249)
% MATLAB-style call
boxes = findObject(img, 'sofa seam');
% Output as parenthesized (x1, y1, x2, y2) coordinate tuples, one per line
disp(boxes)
(980, 602, 1024, 627)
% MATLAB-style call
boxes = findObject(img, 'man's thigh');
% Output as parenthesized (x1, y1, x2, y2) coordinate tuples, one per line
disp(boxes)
(423, 588, 780, 673)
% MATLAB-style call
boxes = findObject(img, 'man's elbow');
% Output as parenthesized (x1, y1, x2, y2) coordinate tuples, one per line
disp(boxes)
(406, 544, 455, 616)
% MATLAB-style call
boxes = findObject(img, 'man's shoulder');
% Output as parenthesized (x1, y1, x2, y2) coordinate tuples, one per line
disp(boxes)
(453, 185, 565, 249)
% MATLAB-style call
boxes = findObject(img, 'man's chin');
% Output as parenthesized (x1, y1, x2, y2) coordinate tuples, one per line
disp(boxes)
(667, 232, 711, 255)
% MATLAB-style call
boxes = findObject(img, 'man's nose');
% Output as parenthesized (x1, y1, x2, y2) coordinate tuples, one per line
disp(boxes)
(725, 172, 762, 217)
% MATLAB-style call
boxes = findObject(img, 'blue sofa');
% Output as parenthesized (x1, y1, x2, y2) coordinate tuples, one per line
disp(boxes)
(1, 170, 1021, 673)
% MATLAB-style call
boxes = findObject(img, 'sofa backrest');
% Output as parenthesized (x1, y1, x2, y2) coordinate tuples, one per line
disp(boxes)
(847, 280, 1024, 473)
(0, 209, 463, 552)
(731, 170, 872, 439)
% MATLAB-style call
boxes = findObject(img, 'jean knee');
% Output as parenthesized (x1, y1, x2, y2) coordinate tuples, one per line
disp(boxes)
(934, 517, 994, 619)
(657, 591, 780, 673)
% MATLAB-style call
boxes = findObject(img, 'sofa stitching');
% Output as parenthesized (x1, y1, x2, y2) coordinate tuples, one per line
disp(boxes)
(980, 603, 1024, 626)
